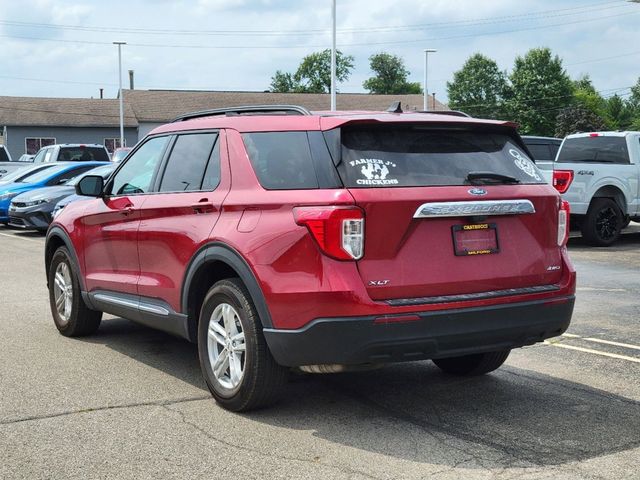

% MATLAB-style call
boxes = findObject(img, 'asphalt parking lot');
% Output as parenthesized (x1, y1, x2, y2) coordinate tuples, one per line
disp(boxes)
(0, 226, 639, 480)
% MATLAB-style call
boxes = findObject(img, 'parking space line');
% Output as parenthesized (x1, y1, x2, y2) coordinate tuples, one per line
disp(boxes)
(0, 232, 43, 244)
(545, 341, 640, 364)
(562, 333, 640, 351)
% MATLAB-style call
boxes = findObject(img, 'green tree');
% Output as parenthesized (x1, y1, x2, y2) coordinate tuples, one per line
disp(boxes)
(507, 48, 574, 136)
(555, 104, 607, 137)
(362, 53, 422, 94)
(446, 53, 508, 119)
(572, 75, 608, 121)
(605, 94, 633, 130)
(269, 49, 354, 94)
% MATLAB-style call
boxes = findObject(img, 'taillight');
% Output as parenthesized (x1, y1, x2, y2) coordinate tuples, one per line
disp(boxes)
(293, 206, 364, 260)
(552, 170, 574, 194)
(558, 200, 570, 246)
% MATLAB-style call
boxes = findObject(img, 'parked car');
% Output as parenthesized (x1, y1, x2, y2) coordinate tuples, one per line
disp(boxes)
(111, 147, 133, 163)
(9, 164, 116, 231)
(0, 144, 110, 180)
(541, 131, 640, 246)
(0, 162, 107, 224)
(45, 105, 576, 411)
(521, 136, 562, 163)
(0, 163, 58, 186)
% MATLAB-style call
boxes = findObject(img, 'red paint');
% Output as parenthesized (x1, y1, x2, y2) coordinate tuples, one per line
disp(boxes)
(52, 111, 577, 331)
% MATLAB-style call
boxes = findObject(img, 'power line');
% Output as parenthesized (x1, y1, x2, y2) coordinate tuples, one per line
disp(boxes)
(0, 1, 625, 37)
(1, 9, 637, 50)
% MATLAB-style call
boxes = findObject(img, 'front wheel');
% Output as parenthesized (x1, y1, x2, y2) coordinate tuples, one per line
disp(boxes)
(48, 246, 102, 336)
(198, 278, 288, 412)
(581, 198, 623, 246)
(432, 350, 510, 376)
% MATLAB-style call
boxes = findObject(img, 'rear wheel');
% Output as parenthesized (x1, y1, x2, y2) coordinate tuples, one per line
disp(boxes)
(198, 278, 288, 412)
(432, 350, 510, 376)
(48, 246, 102, 336)
(581, 198, 623, 246)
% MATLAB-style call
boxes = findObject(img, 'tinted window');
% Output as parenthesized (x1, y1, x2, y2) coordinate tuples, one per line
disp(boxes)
(159, 133, 218, 192)
(109, 136, 169, 195)
(58, 146, 109, 162)
(557, 136, 630, 164)
(201, 139, 221, 191)
(0, 147, 9, 162)
(337, 126, 546, 187)
(48, 165, 96, 186)
(18, 164, 74, 183)
(526, 144, 552, 161)
(243, 132, 319, 189)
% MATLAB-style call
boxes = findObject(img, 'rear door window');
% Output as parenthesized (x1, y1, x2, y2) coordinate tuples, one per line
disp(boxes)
(557, 136, 630, 164)
(336, 126, 545, 187)
(526, 143, 552, 162)
(242, 132, 319, 189)
(158, 133, 218, 192)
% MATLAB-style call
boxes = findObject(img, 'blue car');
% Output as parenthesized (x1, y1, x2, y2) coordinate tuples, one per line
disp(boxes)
(0, 162, 107, 223)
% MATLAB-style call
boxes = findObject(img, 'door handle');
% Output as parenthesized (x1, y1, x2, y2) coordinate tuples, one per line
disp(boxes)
(191, 198, 217, 214)
(121, 204, 135, 216)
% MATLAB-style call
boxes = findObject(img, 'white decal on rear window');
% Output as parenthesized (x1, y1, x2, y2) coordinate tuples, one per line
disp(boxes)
(349, 158, 399, 185)
(509, 149, 541, 181)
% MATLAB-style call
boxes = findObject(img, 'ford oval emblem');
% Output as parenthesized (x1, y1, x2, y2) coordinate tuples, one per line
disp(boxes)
(468, 188, 487, 196)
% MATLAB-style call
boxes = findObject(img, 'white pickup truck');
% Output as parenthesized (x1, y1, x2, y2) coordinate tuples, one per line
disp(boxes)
(538, 132, 640, 246)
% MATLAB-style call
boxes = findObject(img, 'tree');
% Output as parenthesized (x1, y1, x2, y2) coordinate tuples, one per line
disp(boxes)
(446, 53, 508, 119)
(362, 53, 421, 94)
(605, 94, 633, 130)
(555, 104, 607, 137)
(572, 75, 607, 119)
(269, 49, 354, 93)
(507, 48, 574, 136)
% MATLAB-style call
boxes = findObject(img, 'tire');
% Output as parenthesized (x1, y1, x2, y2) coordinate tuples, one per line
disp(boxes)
(432, 350, 510, 376)
(48, 246, 102, 336)
(621, 216, 631, 230)
(581, 198, 623, 247)
(198, 278, 288, 412)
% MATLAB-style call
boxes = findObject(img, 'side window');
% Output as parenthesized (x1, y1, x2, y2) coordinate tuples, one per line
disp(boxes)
(242, 132, 319, 190)
(44, 149, 54, 162)
(201, 138, 221, 191)
(47, 166, 95, 186)
(109, 136, 169, 196)
(158, 133, 218, 192)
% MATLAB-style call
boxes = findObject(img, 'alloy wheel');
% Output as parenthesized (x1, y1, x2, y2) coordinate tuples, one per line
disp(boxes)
(53, 262, 73, 324)
(207, 303, 246, 389)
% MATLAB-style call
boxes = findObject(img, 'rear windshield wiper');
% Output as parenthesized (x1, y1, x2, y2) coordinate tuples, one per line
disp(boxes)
(466, 171, 521, 184)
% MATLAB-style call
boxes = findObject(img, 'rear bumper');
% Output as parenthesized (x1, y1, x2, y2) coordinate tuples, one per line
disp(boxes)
(263, 295, 574, 367)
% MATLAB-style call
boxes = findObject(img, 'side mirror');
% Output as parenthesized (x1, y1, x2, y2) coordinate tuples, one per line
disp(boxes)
(76, 175, 104, 197)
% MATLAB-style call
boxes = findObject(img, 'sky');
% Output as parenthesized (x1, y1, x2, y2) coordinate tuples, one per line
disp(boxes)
(0, 0, 639, 105)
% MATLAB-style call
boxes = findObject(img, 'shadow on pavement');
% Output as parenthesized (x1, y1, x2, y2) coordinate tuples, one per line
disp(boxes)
(82, 318, 640, 469)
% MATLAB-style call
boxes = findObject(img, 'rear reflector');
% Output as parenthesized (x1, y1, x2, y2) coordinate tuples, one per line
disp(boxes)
(552, 170, 574, 194)
(374, 314, 421, 325)
(293, 206, 364, 260)
(558, 200, 570, 246)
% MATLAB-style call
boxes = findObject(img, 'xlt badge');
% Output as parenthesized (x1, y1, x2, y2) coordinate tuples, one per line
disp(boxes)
(368, 280, 390, 286)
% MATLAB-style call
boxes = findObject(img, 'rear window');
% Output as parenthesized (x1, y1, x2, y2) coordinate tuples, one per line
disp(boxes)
(59, 146, 109, 162)
(557, 136, 629, 164)
(337, 126, 546, 187)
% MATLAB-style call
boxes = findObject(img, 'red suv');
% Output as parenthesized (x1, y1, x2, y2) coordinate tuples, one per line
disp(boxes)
(45, 105, 576, 411)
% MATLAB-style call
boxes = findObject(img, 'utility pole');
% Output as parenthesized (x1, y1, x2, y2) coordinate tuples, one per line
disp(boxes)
(331, 0, 337, 111)
(423, 49, 437, 111)
(113, 41, 126, 148)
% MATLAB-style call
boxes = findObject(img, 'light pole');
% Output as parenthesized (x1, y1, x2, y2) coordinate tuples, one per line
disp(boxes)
(113, 41, 126, 148)
(423, 49, 437, 111)
(330, 0, 337, 111)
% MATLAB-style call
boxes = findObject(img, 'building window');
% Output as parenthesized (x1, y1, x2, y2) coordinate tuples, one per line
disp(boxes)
(25, 137, 56, 155)
(104, 138, 123, 154)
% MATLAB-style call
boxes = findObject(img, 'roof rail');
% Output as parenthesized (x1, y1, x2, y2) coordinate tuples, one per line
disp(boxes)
(172, 104, 312, 122)
(417, 110, 471, 118)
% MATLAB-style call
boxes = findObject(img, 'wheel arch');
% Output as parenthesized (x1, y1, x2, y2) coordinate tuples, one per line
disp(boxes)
(591, 185, 627, 216)
(181, 243, 273, 343)
(45, 226, 84, 291)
